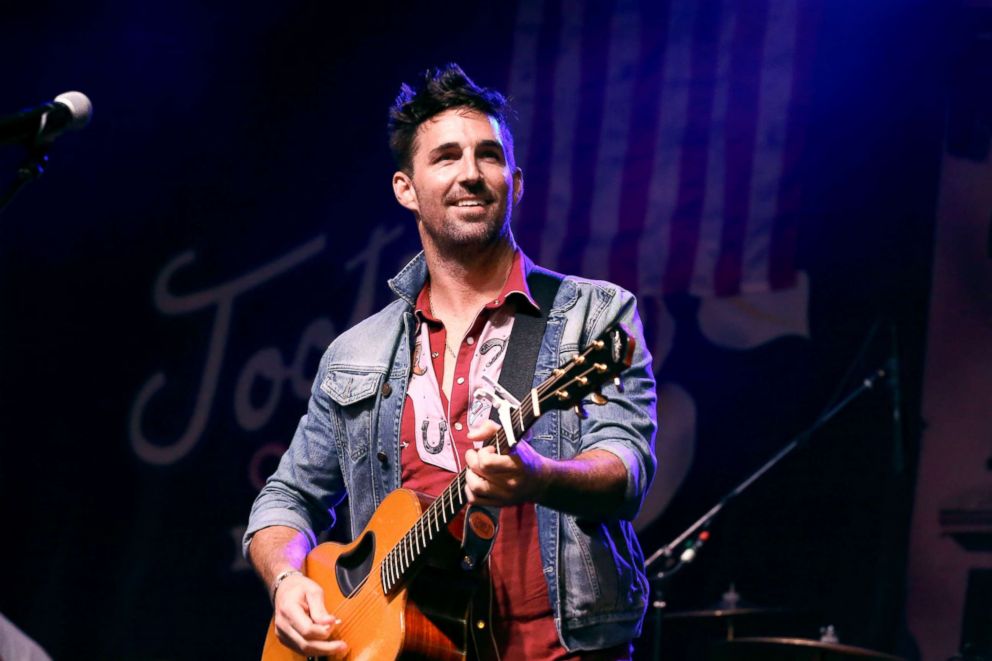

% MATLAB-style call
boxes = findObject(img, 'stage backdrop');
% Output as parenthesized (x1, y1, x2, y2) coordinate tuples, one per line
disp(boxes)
(0, 1, 944, 659)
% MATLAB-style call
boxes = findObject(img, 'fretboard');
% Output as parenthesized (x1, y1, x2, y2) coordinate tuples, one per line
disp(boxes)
(379, 393, 540, 594)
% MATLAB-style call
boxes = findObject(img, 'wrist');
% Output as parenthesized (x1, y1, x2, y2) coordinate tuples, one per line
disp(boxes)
(532, 454, 556, 504)
(270, 568, 303, 603)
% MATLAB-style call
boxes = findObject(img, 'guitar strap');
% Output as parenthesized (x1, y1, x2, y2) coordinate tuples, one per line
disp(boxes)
(466, 267, 562, 661)
(463, 267, 562, 567)
(493, 267, 563, 413)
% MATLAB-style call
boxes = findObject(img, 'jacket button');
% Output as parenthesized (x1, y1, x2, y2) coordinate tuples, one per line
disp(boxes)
(376, 451, 388, 464)
(381, 382, 393, 398)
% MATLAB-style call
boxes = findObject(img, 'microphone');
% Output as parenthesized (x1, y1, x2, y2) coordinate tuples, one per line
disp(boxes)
(0, 92, 93, 146)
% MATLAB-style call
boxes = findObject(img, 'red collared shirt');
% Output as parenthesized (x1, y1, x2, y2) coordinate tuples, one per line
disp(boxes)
(399, 251, 631, 661)
(400, 251, 566, 658)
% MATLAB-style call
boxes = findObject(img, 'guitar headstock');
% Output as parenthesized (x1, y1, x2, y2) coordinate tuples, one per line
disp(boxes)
(538, 323, 635, 413)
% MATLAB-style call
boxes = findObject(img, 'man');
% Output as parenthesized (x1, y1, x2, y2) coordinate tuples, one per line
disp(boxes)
(245, 63, 657, 660)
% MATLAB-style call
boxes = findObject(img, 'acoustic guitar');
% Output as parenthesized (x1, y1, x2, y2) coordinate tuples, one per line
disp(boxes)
(261, 323, 636, 661)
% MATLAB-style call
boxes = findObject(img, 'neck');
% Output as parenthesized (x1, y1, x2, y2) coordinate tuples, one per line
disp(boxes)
(422, 236, 516, 319)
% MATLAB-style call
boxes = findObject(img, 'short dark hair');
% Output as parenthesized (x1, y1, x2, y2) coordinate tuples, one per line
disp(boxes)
(387, 63, 514, 173)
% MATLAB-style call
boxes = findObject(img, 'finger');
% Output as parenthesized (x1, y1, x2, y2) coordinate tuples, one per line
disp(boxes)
(474, 448, 522, 475)
(276, 623, 347, 658)
(466, 420, 500, 443)
(301, 639, 349, 659)
(277, 580, 333, 642)
(304, 586, 336, 626)
(465, 467, 512, 503)
(466, 466, 519, 505)
(275, 607, 330, 657)
(464, 467, 488, 503)
(277, 607, 347, 658)
(465, 448, 480, 471)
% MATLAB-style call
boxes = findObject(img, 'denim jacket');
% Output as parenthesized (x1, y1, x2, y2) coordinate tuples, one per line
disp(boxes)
(245, 251, 658, 651)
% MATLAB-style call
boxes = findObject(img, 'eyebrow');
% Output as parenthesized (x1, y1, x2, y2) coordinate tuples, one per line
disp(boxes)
(427, 140, 506, 160)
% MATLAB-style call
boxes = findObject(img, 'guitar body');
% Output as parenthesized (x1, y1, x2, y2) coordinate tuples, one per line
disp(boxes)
(261, 488, 474, 661)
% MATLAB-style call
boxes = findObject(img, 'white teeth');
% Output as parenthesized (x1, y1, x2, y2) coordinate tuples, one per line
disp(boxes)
(455, 200, 484, 207)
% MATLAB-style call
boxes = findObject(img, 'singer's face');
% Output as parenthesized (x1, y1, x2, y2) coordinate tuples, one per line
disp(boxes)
(392, 108, 522, 256)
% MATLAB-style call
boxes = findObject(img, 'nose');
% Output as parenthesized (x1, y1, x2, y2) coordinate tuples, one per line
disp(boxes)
(458, 153, 482, 184)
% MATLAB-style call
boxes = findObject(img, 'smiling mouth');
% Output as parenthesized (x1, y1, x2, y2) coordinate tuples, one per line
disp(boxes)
(451, 199, 490, 208)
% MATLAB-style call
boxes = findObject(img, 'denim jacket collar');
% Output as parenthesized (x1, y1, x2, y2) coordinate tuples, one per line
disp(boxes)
(387, 249, 577, 312)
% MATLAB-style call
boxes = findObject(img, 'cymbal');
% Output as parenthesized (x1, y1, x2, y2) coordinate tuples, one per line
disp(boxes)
(664, 607, 791, 620)
(712, 636, 905, 660)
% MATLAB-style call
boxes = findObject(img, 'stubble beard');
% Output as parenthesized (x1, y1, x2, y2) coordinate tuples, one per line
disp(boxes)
(421, 204, 513, 263)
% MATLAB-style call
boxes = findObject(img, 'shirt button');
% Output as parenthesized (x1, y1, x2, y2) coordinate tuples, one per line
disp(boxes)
(376, 451, 388, 464)
(454, 422, 463, 431)
(381, 382, 392, 398)
(466, 337, 475, 345)
(456, 377, 465, 385)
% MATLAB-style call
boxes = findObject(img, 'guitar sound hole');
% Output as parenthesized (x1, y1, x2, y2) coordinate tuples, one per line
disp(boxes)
(335, 532, 375, 598)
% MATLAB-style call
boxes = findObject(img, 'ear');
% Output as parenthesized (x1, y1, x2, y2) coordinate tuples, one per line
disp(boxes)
(512, 167, 524, 206)
(392, 171, 419, 213)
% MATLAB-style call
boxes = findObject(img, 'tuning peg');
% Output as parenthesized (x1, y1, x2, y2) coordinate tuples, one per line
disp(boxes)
(613, 376, 624, 393)
(574, 403, 588, 419)
(555, 390, 570, 401)
(590, 391, 608, 406)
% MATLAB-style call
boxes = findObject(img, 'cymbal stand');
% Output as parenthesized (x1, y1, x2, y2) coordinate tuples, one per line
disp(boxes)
(644, 365, 889, 660)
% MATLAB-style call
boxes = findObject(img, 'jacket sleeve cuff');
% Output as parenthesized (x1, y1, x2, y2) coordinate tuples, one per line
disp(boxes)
(584, 440, 648, 521)
(242, 508, 319, 559)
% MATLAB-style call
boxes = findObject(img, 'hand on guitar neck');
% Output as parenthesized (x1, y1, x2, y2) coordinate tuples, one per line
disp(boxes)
(465, 421, 628, 516)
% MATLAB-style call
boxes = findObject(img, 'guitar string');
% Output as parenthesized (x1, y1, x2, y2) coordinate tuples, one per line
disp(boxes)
(324, 350, 621, 638)
(326, 355, 616, 638)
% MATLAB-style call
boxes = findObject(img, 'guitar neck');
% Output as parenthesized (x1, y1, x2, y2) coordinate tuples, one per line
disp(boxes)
(379, 402, 535, 594)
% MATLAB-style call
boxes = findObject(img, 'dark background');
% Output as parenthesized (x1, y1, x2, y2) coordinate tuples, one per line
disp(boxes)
(0, 1, 947, 659)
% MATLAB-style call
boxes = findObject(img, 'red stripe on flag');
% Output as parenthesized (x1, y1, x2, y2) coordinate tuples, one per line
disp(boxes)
(715, 0, 770, 296)
(608, 2, 671, 292)
(554, 0, 617, 276)
(662, 1, 723, 295)
(770, 1, 819, 290)
(515, 0, 563, 258)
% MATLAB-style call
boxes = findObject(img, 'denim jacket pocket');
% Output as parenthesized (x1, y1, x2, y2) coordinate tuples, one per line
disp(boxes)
(320, 368, 384, 462)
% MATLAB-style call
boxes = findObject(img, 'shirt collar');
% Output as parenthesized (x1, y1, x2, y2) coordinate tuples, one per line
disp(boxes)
(413, 250, 540, 323)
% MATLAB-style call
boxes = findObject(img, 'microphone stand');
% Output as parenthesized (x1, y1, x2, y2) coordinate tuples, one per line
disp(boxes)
(0, 144, 51, 214)
(644, 366, 889, 660)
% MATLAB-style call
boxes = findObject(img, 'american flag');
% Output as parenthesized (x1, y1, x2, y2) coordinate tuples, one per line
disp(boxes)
(505, 0, 818, 298)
